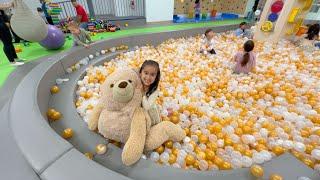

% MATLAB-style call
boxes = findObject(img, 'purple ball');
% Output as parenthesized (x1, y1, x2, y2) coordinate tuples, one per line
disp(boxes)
(39, 25, 65, 50)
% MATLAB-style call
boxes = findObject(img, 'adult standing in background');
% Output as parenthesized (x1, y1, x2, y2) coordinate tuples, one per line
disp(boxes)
(0, 2, 24, 66)
(71, 0, 89, 30)
(39, 0, 53, 25)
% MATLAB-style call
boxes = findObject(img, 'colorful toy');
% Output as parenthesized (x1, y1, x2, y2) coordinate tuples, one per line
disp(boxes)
(286, 18, 303, 35)
(303, 0, 313, 10)
(15, 45, 22, 53)
(39, 25, 65, 50)
(268, 13, 278, 22)
(270, 0, 284, 13)
(48, 3, 62, 25)
(261, 21, 273, 32)
(254, 0, 312, 42)
(288, 8, 300, 23)
(296, 25, 308, 36)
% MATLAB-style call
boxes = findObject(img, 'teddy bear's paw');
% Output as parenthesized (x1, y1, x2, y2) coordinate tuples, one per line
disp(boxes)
(88, 118, 98, 130)
(163, 121, 186, 142)
(122, 144, 143, 166)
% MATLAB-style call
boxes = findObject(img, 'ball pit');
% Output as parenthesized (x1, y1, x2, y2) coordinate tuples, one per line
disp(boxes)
(76, 32, 320, 171)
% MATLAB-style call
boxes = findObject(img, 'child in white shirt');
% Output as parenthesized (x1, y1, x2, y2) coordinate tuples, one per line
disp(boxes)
(200, 29, 216, 55)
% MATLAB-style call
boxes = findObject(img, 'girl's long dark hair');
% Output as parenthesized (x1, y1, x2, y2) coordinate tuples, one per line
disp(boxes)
(306, 24, 320, 40)
(139, 60, 161, 97)
(241, 40, 255, 67)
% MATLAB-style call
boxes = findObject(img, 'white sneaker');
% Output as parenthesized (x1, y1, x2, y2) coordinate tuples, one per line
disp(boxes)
(14, 58, 26, 62)
(10, 61, 24, 66)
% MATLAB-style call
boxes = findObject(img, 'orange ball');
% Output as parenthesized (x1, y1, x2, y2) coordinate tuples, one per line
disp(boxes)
(199, 134, 209, 144)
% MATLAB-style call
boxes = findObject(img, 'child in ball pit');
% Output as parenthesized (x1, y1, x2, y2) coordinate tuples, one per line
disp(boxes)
(233, 40, 256, 74)
(139, 60, 161, 126)
(200, 29, 216, 55)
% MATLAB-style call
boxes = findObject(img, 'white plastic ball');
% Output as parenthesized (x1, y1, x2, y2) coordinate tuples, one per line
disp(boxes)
(160, 152, 169, 163)
(311, 149, 320, 160)
(294, 142, 306, 152)
(66, 68, 73, 74)
(199, 160, 208, 171)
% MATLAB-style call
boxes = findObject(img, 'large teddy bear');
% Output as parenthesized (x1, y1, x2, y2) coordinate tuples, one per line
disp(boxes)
(88, 68, 185, 166)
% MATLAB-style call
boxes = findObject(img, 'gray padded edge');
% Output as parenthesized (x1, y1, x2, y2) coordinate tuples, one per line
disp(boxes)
(0, 103, 40, 180)
(40, 149, 132, 180)
(9, 59, 73, 174)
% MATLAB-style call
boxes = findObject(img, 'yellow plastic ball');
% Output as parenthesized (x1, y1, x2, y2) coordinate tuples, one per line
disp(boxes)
(196, 151, 206, 160)
(185, 154, 196, 166)
(269, 174, 283, 180)
(250, 165, 264, 177)
(205, 149, 215, 161)
(51, 111, 62, 121)
(47, 108, 56, 118)
(50, 85, 60, 94)
(165, 140, 173, 149)
(168, 154, 177, 164)
(272, 146, 285, 156)
(84, 152, 93, 159)
(220, 161, 232, 170)
(155, 145, 165, 154)
(62, 128, 73, 139)
(199, 134, 209, 144)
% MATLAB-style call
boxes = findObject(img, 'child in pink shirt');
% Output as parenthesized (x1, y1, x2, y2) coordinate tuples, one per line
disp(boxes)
(234, 40, 256, 74)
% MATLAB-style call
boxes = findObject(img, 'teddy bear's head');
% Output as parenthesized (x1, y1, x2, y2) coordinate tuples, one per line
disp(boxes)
(100, 68, 142, 110)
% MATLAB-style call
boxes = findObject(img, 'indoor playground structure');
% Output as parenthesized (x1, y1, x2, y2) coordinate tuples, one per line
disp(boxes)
(48, 2, 63, 25)
(1, 0, 320, 180)
(173, 0, 249, 23)
(254, 0, 313, 42)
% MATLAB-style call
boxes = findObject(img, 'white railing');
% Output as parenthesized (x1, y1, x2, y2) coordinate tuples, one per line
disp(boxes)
(51, 0, 144, 19)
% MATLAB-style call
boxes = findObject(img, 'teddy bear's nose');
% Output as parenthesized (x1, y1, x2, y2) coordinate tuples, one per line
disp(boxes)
(118, 81, 128, 88)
